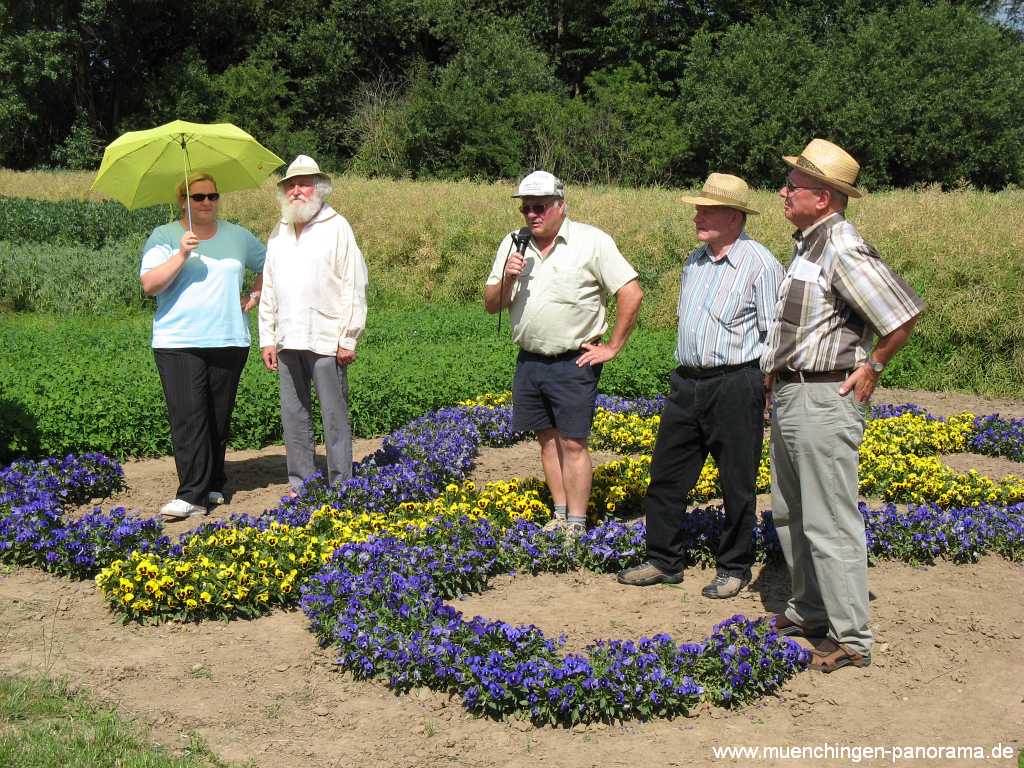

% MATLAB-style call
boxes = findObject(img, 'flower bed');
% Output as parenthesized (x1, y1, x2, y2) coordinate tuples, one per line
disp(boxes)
(2, 396, 1024, 725)
(300, 515, 808, 725)
(590, 406, 1024, 509)
(0, 454, 166, 578)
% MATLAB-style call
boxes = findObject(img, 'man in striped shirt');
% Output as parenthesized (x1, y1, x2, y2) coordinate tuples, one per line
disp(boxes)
(619, 173, 783, 598)
(761, 139, 924, 673)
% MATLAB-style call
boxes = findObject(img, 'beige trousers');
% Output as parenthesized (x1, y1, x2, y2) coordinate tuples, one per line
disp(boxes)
(770, 379, 872, 655)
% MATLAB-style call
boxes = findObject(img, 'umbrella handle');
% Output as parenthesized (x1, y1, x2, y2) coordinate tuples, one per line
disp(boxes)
(180, 135, 193, 233)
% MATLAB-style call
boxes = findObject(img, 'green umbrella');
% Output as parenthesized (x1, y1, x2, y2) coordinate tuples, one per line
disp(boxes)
(90, 119, 284, 228)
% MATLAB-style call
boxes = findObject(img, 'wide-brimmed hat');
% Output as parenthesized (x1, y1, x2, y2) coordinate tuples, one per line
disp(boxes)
(512, 170, 564, 199)
(679, 173, 759, 215)
(278, 154, 329, 185)
(783, 139, 864, 198)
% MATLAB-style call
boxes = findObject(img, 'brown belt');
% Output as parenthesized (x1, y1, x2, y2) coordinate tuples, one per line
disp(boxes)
(776, 369, 851, 384)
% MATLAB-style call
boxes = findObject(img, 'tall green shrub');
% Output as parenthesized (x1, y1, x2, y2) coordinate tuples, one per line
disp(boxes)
(399, 21, 570, 180)
(677, 3, 1024, 189)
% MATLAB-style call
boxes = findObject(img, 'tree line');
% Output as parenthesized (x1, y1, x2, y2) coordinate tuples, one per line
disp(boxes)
(2, 0, 1023, 189)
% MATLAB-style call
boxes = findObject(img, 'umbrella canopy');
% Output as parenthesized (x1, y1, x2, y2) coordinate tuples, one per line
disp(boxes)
(90, 120, 284, 209)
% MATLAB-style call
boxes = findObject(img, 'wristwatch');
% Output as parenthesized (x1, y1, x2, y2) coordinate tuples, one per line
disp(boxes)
(866, 357, 885, 374)
(249, 291, 261, 301)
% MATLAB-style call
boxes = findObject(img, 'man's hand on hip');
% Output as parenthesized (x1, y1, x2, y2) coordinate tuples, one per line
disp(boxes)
(839, 364, 879, 403)
(577, 342, 616, 367)
(336, 346, 356, 366)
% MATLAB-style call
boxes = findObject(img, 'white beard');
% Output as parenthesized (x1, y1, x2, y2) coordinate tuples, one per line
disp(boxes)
(280, 193, 324, 225)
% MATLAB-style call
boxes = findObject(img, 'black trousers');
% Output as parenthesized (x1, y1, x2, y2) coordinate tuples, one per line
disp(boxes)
(154, 346, 249, 505)
(644, 363, 765, 577)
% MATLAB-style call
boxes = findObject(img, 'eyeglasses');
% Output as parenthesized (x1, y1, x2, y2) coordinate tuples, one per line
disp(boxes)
(782, 181, 823, 195)
(520, 201, 556, 215)
(187, 193, 221, 202)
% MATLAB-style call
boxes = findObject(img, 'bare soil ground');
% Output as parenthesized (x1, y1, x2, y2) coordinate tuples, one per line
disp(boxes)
(2, 387, 1023, 767)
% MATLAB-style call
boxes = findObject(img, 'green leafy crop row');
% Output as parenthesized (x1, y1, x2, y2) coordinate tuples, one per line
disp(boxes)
(0, 237, 155, 314)
(0, 307, 678, 461)
(0, 196, 171, 247)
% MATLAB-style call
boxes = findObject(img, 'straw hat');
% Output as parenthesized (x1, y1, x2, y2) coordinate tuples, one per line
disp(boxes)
(278, 154, 329, 185)
(783, 139, 864, 198)
(679, 173, 759, 215)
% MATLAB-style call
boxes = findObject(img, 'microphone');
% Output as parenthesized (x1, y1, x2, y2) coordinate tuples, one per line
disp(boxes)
(511, 226, 531, 255)
(498, 227, 531, 335)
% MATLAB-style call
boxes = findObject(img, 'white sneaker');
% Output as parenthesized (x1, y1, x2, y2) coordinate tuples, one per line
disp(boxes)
(207, 491, 225, 505)
(542, 518, 567, 533)
(160, 499, 207, 520)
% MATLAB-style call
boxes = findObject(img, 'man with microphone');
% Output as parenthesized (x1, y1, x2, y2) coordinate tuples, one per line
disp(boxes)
(484, 170, 643, 535)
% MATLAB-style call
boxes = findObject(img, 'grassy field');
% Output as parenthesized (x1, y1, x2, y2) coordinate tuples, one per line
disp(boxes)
(2, 169, 1023, 397)
(0, 674, 244, 767)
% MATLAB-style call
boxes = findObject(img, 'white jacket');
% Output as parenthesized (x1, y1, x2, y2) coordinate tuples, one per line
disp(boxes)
(259, 204, 368, 354)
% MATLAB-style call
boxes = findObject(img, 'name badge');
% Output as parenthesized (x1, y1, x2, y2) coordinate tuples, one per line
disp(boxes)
(792, 258, 822, 283)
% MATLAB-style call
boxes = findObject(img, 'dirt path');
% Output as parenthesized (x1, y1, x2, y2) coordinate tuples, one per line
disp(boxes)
(3, 387, 1023, 767)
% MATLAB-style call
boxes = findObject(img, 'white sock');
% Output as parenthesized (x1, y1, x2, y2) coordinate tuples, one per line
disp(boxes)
(553, 504, 568, 521)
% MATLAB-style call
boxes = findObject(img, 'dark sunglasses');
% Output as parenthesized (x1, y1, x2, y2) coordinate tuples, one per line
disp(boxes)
(781, 181, 823, 195)
(187, 193, 221, 202)
(520, 201, 555, 215)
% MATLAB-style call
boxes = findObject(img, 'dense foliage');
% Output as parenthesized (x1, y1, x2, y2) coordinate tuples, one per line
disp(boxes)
(0, 197, 170, 246)
(6, 299, 1024, 462)
(0, 309, 677, 461)
(2, 1, 1022, 187)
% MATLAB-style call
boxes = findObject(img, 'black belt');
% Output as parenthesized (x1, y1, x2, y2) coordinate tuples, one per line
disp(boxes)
(519, 339, 601, 362)
(776, 369, 851, 383)
(519, 348, 582, 362)
(676, 360, 759, 380)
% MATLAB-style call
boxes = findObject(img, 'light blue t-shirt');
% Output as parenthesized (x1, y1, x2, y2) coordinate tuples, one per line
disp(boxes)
(140, 221, 266, 348)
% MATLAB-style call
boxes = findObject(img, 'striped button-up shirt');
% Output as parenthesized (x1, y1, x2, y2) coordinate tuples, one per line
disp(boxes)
(675, 233, 784, 368)
(760, 213, 924, 374)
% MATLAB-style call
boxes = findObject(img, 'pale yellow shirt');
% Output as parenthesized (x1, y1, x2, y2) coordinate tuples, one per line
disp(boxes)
(486, 217, 638, 355)
(259, 204, 368, 354)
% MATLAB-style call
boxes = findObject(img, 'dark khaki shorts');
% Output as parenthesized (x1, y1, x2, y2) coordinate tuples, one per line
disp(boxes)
(511, 349, 602, 438)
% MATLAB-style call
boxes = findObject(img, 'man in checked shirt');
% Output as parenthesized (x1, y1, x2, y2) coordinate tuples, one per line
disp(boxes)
(761, 139, 924, 673)
(618, 173, 783, 598)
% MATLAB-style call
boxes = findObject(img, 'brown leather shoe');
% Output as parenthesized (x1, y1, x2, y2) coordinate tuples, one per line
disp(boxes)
(701, 573, 750, 599)
(617, 561, 684, 586)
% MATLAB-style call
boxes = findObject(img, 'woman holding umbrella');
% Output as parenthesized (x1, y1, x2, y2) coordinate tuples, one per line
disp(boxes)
(140, 172, 266, 521)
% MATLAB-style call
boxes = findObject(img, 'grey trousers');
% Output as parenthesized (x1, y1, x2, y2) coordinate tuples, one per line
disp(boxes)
(277, 349, 353, 490)
(770, 379, 872, 655)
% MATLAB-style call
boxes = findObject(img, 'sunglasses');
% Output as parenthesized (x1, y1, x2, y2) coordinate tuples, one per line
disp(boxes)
(520, 201, 556, 215)
(782, 181, 823, 195)
(187, 193, 221, 202)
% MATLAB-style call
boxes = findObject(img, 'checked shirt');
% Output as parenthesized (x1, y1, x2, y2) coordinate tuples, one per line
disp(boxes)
(760, 213, 924, 374)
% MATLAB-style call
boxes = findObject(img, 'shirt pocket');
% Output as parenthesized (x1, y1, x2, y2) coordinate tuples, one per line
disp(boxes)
(779, 274, 830, 326)
(710, 290, 748, 327)
(547, 266, 598, 307)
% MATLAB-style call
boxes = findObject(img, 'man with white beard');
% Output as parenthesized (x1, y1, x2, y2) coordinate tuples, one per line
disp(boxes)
(259, 155, 368, 494)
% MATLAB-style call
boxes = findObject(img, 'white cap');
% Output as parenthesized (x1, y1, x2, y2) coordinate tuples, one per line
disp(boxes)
(279, 155, 329, 184)
(512, 170, 564, 198)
